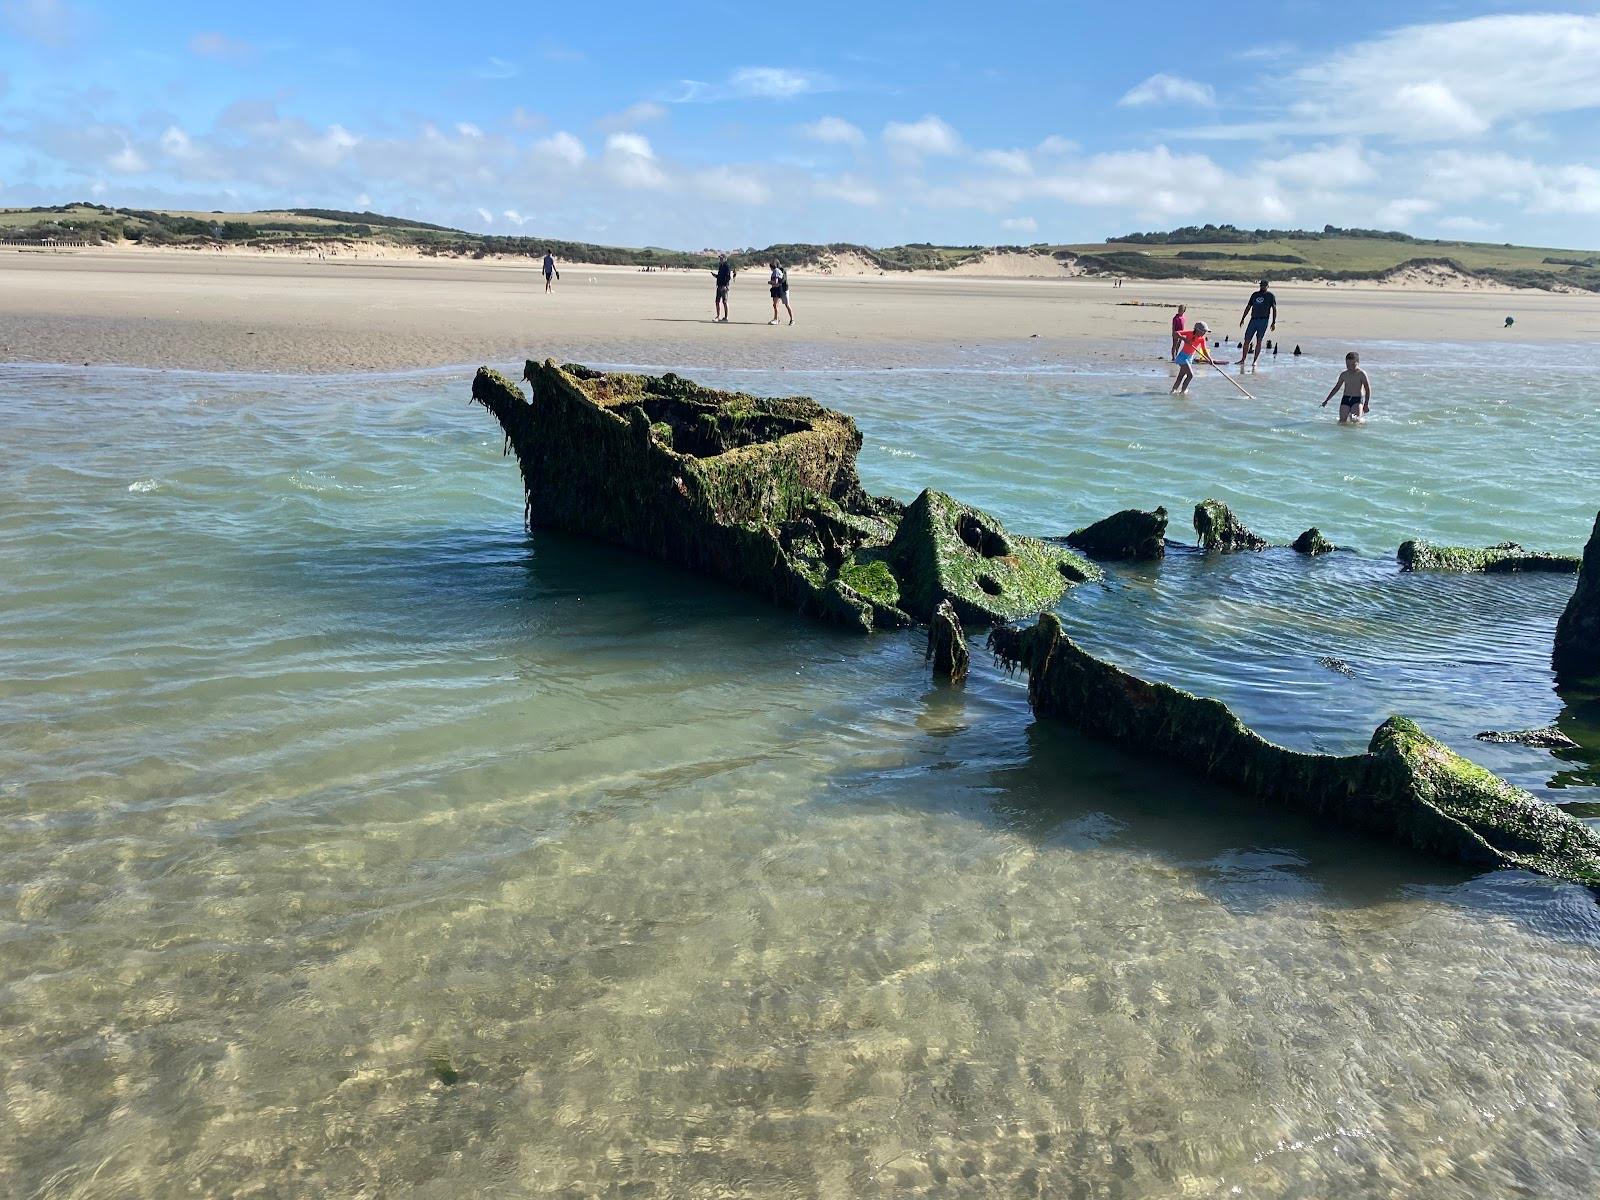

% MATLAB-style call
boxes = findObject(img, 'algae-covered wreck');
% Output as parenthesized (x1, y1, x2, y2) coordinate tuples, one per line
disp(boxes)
(472, 362, 1599, 892)
(473, 360, 1098, 632)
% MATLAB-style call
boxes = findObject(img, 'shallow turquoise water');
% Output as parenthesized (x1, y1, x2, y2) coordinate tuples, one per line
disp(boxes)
(2, 347, 1599, 1197)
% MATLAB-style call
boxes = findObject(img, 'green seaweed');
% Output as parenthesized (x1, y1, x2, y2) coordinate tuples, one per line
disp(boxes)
(1065, 506, 1168, 561)
(886, 489, 1100, 624)
(427, 1054, 461, 1086)
(1193, 499, 1268, 552)
(837, 555, 900, 608)
(1398, 539, 1578, 573)
(1292, 527, 1336, 555)
(990, 612, 1600, 886)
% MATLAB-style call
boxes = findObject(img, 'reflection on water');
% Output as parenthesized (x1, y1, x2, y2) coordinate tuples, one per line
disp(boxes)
(1, 351, 1598, 1197)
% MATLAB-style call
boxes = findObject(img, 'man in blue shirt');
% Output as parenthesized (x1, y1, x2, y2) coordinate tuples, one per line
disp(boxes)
(1236, 279, 1276, 367)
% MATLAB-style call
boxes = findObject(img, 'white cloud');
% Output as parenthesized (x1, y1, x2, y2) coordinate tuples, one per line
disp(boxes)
(814, 175, 881, 206)
(456, 122, 484, 139)
(188, 31, 254, 60)
(801, 116, 864, 146)
(1414, 150, 1600, 214)
(1036, 135, 1077, 155)
(597, 101, 667, 131)
(883, 115, 961, 161)
(510, 107, 546, 131)
(502, 209, 531, 226)
(1119, 73, 1216, 108)
(1001, 216, 1037, 234)
(1287, 14, 1600, 142)
(1375, 196, 1437, 227)
(695, 167, 769, 206)
(603, 132, 666, 189)
(1261, 140, 1377, 187)
(977, 148, 1032, 175)
(2, 0, 81, 46)
(729, 67, 821, 98)
(1388, 82, 1486, 140)
(107, 141, 148, 174)
(159, 126, 197, 161)
(532, 131, 585, 168)
(289, 124, 358, 168)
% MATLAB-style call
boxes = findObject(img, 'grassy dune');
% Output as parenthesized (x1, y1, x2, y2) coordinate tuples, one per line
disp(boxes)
(3, 205, 1597, 290)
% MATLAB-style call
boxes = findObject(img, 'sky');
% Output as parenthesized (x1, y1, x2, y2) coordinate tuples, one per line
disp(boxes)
(3, 0, 1599, 250)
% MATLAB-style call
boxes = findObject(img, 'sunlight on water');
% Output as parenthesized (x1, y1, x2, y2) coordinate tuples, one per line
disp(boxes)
(2, 348, 1598, 1197)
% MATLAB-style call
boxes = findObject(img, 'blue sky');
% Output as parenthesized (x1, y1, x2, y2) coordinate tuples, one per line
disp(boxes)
(3, 0, 1599, 248)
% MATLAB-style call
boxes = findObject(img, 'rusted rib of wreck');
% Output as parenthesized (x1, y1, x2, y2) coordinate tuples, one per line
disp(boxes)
(473, 360, 1098, 632)
(990, 613, 1600, 887)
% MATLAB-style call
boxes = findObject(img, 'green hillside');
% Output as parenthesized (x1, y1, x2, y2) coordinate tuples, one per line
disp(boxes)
(4, 206, 1597, 291)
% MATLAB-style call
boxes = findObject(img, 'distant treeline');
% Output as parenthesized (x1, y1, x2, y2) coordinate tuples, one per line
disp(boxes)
(1112, 224, 1422, 245)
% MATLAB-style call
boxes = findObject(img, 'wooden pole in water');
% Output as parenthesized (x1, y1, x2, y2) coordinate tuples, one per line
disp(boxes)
(1207, 358, 1256, 400)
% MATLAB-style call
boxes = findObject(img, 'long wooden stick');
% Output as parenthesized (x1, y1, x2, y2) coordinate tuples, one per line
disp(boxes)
(1206, 357, 1256, 400)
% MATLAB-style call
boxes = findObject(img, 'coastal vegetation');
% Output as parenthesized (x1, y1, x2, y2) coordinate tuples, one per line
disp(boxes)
(4, 204, 1598, 291)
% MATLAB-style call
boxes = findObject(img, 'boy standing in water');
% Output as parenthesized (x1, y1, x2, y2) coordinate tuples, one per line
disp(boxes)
(1322, 352, 1371, 423)
(1171, 304, 1188, 360)
(1171, 320, 1210, 394)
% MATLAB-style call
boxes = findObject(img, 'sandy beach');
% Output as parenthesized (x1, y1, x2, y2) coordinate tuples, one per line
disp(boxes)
(4, 247, 1599, 374)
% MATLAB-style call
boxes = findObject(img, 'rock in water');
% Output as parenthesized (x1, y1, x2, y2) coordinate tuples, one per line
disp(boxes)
(1475, 727, 1579, 750)
(1397, 539, 1579, 573)
(926, 599, 969, 683)
(885, 488, 1099, 625)
(1317, 655, 1355, 676)
(993, 612, 1600, 887)
(1554, 511, 1600, 680)
(1065, 507, 1168, 561)
(1293, 527, 1336, 555)
(1193, 499, 1268, 552)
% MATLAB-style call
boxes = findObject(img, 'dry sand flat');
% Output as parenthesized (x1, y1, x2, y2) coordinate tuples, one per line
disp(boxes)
(2, 247, 1598, 374)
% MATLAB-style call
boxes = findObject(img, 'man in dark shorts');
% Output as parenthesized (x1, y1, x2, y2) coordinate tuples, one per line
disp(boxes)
(542, 250, 557, 293)
(712, 253, 734, 323)
(1236, 278, 1276, 367)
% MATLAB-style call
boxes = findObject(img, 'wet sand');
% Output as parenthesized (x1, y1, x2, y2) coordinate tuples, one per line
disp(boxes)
(3, 248, 1599, 373)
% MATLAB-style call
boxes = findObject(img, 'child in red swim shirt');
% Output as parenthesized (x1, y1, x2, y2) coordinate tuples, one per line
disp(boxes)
(1171, 321, 1210, 395)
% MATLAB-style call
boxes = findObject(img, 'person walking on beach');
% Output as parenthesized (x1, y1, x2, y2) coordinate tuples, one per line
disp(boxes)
(1321, 351, 1371, 424)
(712, 253, 735, 323)
(1236, 279, 1276, 367)
(1171, 304, 1188, 361)
(543, 250, 558, 293)
(768, 261, 793, 326)
(1171, 320, 1211, 394)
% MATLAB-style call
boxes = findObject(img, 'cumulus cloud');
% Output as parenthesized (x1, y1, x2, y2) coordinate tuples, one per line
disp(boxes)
(977, 148, 1032, 175)
(800, 116, 864, 146)
(1119, 73, 1216, 108)
(532, 131, 585, 167)
(603, 132, 666, 188)
(883, 115, 961, 161)
(1260, 140, 1377, 187)
(1375, 196, 1438, 227)
(1001, 216, 1037, 233)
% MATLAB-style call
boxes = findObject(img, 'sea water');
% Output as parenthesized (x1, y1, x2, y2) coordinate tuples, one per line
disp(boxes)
(2, 345, 1598, 1197)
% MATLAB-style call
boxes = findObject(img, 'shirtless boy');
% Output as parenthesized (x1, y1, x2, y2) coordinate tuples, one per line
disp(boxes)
(1321, 352, 1371, 424)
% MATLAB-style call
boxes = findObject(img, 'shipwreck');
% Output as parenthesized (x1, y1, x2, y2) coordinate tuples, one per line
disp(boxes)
(472, 360, 1099, 632)
(473, 361, 1600, 891)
